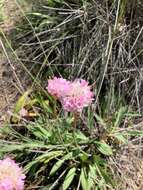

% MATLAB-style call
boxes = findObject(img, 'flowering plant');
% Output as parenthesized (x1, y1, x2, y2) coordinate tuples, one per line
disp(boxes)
(1, 77, 137, 190)
(0, 158, 25, 190)
(47, 77, 94, 112)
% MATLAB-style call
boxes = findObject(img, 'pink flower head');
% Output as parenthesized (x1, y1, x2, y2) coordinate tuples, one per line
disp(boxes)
(0, 158, 25, 190)
(47, 77, 71, 99)
(61, 79, 94, 112)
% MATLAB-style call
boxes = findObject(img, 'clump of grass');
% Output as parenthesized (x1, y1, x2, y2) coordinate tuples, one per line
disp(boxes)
(2, 0, 142, 109)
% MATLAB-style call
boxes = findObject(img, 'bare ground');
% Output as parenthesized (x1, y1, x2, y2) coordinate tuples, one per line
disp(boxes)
(116, 144, 143, 190)
(0, 0, 20, 124)
(0, 0, 31, 124)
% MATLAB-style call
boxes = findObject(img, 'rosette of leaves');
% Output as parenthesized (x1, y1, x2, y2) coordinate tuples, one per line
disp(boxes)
(1, 91, 142, 189)
(0, 114, 115, 190)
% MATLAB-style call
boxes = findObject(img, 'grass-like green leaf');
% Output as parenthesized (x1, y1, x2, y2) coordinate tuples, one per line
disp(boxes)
(88, 107, 94, 129)
(125, 130, 143, 136)
(26, 123, 51, 140)
(114, 106, 127, 127)
(12, 90, 31, 123)
(50, 152, 72, 176)
(63, 167, 76, 190)
(113, 133, 128, 144)
(38, 151, 63, 163)
(25, 150, 63, 173)
(95, 141, 113, 156)
(88, 165, 97, 189)
(80, 168, 88, 190)
(95, 114, 106, 128)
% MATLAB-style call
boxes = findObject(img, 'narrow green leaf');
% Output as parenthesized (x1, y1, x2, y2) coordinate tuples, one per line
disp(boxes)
(14, 90, 30, 113)
(80, 168, 88, 190)
(113, 133, 128, 143)
(25, 151, 63, 173)
(95, 114, 106, 128)
(0, 144, 25, 152)
(126, 130, 143, 136)
(88, 165, 97, 189)
(12, 90, 31, 122)
(63, 167, 76, 190)
(94, 161, 115, 187)
(26, 124, 51, 139)
(24, 160, 37, 173)
(38, 151, 63, 163)
(125, 113, 141, 117)
(95, 142, 113, 156)
(50, 159, 65, 176)
(114, 107, 127, 127)
(94, 155, 106, 166)
(50, 153, 72, 176)
(99, 168, 115, 187)
(88, 107, 94, 129)
(75, 131, 89, 143)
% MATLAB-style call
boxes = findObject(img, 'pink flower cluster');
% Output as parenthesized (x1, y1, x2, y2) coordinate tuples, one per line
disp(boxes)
(47, 77, 71, 99)
(0, 158, 25, 190)
(47, 77, 94, 112)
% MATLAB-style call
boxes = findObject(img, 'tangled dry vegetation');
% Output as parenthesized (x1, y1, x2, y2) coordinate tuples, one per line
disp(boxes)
(0, 0, 143, 189)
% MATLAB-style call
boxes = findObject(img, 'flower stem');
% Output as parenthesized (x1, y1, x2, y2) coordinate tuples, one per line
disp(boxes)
(73, 112, 78, 128)
(53, 96, 57, 118)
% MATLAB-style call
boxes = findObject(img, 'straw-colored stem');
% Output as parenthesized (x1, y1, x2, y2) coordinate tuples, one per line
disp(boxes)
(73, 112, 78, 128)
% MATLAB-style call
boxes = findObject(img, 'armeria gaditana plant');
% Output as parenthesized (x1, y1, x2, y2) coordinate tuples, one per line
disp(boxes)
(47, 77, 71, 99)
(0, 158, 25, 190)
(47, 77, 94, 112)
(61, 79, 94, 112)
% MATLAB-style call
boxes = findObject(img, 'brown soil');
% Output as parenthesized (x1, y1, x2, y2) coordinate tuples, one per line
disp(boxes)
(0, 0, 29, 125)
(0, 53, 17, 124)
(0, 0, 20, 32)
(0, 0, 19, 124)
(116, 143, 143, 190)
